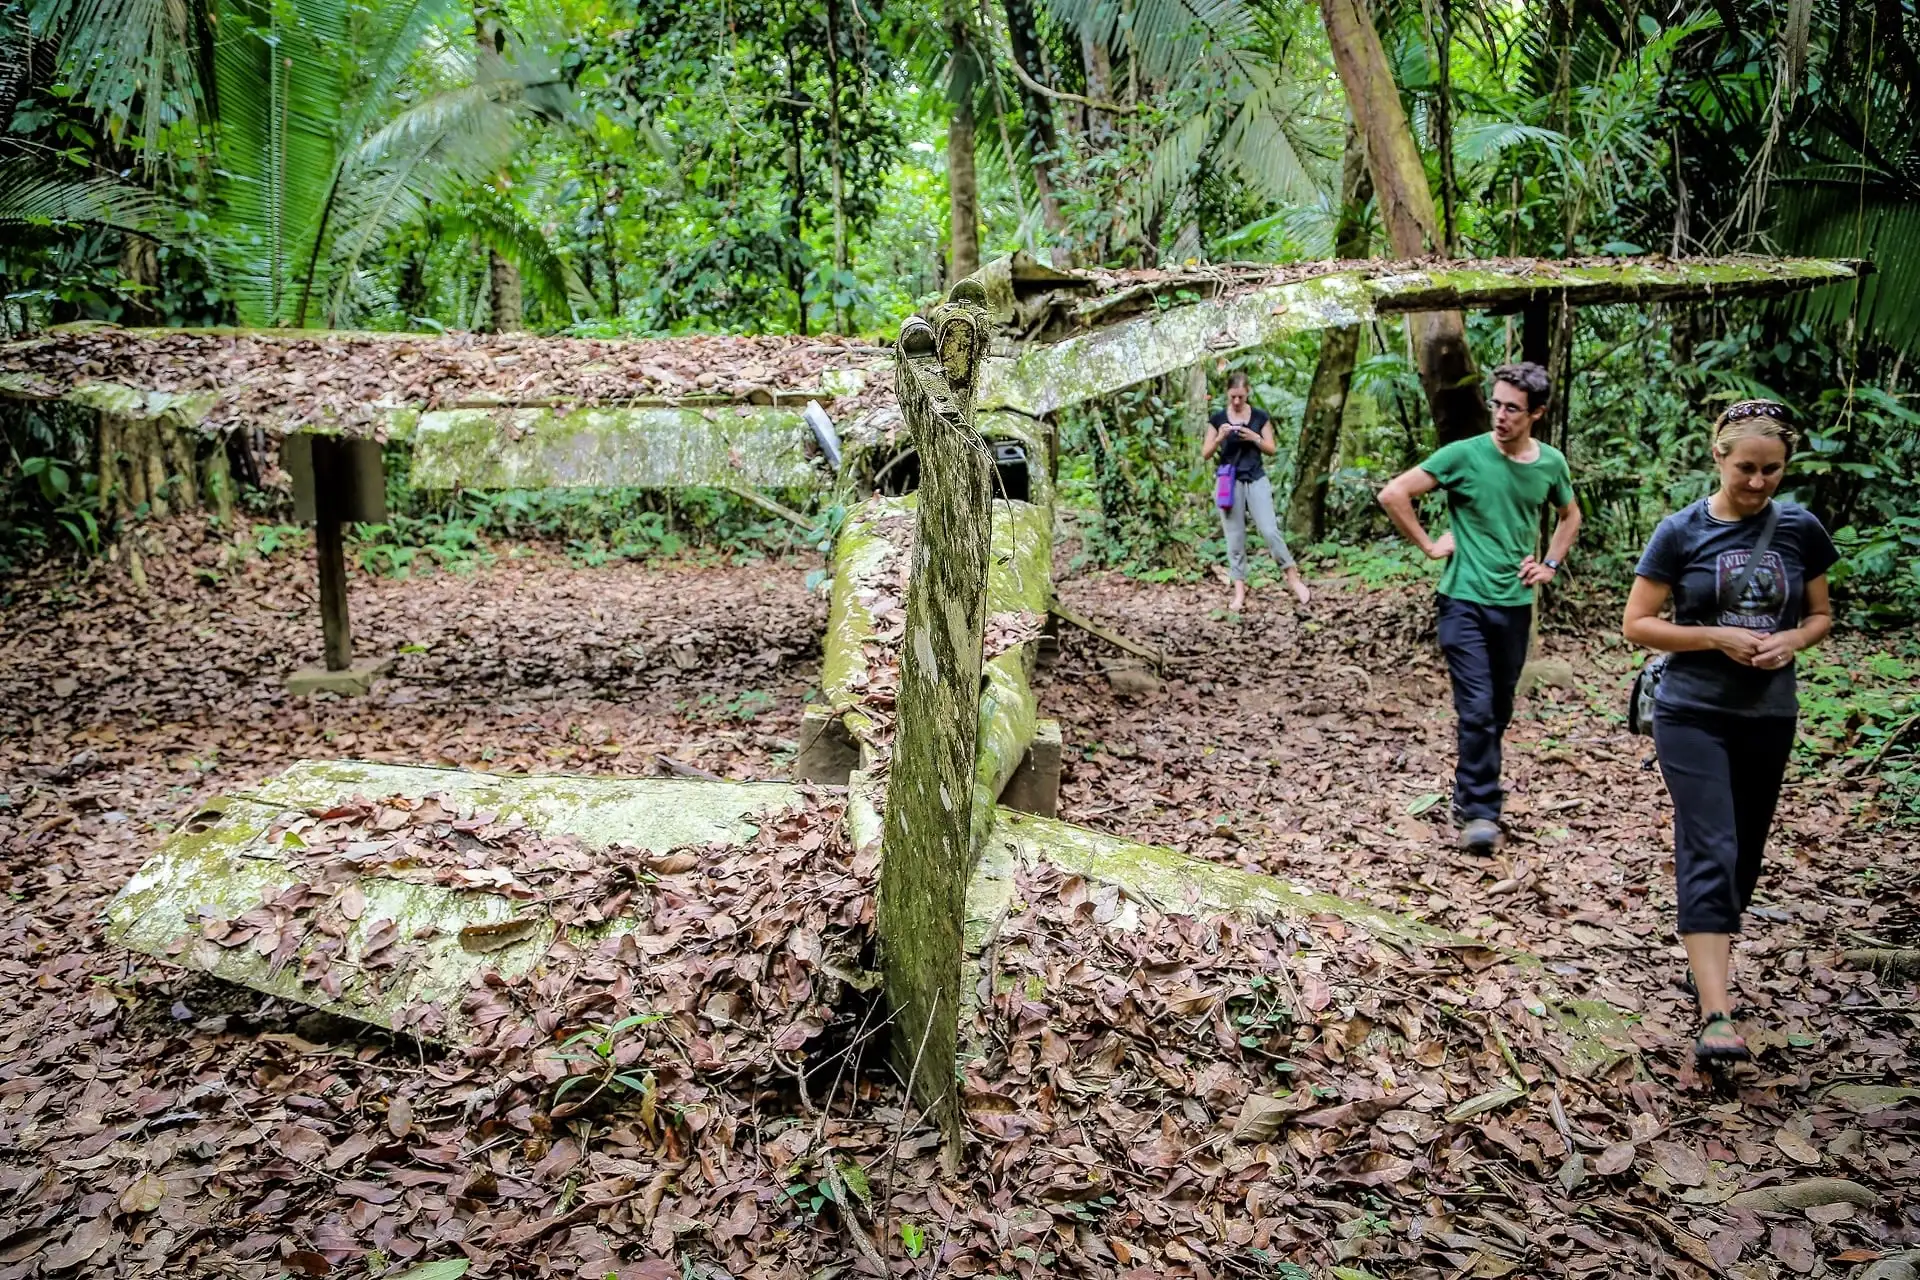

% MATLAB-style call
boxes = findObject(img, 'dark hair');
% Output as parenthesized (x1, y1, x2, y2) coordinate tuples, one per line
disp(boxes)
(1491, 361, 1551, 411)
(1226, 371, 1251, 392)
(1712, 399, 1796, 458)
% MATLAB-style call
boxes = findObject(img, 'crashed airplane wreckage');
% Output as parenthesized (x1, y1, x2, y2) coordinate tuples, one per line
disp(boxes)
(3, 252, 1866, 1137)
(0, 252, 1865, 689)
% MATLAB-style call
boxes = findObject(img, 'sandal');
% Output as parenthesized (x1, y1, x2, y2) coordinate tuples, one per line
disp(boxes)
(1693, 1013, 1750, 1067)
(1679, 968, 1741, 1019)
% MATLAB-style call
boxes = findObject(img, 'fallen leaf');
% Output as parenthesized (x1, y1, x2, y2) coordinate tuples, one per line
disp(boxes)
(1652, 1140, 1709, 1187)
(1596, 1142, 1636, 1176)
(1776, 1129, 1823, 1166)
(1446, 1084, 1525, 1124)
(387, 1093, 413, 1139)
(1770, 1224, 1818, 1274)
(118, 1173, 168, 1214)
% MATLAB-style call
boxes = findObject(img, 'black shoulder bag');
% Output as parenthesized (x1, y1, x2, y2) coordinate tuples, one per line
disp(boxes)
(1628, 501, 1780, 736)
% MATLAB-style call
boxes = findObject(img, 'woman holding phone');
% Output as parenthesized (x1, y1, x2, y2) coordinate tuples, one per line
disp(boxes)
(1622, 400, 1837, 1068)
(1203, 371, 1311, 613)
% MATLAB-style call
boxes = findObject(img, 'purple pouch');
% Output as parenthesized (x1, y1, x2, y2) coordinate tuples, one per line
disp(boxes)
(1215, 464, 1236, 510)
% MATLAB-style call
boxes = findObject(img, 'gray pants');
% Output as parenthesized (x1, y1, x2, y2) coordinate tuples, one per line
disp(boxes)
(1221, 474, 1296, 580)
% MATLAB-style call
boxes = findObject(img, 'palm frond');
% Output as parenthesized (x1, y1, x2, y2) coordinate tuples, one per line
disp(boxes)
(1038, 0, 1256, 89)
(1137, 110, 1214, 237)
(209, 0, 350, 325)
(1212, 67, 1322, 206)
(324, 76, 554, 315)
(440, 188, 593, 322)
(0, 158, 168, 233)
(1776, 181, 1920, 359)
(323, 23, 573, 312)
(25, 0, 209, 154)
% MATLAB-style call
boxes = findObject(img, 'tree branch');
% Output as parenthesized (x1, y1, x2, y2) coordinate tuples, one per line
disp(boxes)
(1000, 46, 1141, 115)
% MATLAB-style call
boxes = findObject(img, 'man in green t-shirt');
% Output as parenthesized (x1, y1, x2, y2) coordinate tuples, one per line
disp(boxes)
(1377, 362, 1584, 853)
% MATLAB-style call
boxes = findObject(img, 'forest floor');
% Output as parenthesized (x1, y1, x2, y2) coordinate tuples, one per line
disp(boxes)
(0, 523, 1915, 1280)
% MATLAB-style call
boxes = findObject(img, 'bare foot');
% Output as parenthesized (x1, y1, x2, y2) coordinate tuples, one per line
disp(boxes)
(1228, 583, 1246, 614)
(1288, 571, 1311, 607)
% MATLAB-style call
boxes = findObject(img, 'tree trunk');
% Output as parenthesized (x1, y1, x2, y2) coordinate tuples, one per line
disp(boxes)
(97, 411, 204, 520)
(485, 251, 523, 333)
(825, 0, 852, 332)
(472, 6, 523, 335)
(1081, 32, 1114, 142)
(1433, 0, 1457, 254)
(782, 25, 811, 334)
(591, 162, 623, 316)
(947, 94, 981, 286)
(1287, 127, 1375, 543)
(1318, 0, 1486, 445)
(120, 234, 161, 326)
(1002, 0, 1070, 246)
(880, 296, 993, 1162)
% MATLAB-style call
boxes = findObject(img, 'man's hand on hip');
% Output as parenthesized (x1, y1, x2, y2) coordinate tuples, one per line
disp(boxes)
(1425, 532, 1455, 560)
(1518, 555, 1557, 586)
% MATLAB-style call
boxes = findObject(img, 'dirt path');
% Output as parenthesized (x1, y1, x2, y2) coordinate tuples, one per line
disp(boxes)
(1044, 568, 1904, 1038)
(1, 537, 1913, 1279)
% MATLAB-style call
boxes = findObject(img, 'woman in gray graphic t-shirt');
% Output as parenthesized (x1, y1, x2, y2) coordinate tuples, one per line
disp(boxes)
(1623, 400, 1837, 1069)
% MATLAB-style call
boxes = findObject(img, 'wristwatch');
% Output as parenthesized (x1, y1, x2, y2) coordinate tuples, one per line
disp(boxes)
(1543, 558, 1561, 573)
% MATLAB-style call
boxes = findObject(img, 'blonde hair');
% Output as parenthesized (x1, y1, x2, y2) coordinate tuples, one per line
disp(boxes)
(1712, 399, 1797, 458)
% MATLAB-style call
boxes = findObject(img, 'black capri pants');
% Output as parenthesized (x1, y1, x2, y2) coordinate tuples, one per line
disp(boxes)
(1652, 706, 1796, 934)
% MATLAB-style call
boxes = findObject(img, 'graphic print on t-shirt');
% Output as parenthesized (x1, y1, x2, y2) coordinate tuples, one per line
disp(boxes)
(1715, 548, 1787, 629)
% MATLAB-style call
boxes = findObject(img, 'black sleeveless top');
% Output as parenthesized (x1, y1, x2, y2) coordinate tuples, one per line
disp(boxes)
(1209, 408, 1271, 481)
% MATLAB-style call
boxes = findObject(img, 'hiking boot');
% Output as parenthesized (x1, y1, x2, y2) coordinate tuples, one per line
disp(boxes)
(1460, 819, 1502, 854)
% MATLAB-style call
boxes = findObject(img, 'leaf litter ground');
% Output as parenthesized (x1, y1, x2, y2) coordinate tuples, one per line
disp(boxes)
(0, 527, 1914, 1279)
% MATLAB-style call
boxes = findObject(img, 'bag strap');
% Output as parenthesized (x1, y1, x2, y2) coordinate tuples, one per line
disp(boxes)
(1721, 501, 1781, 607)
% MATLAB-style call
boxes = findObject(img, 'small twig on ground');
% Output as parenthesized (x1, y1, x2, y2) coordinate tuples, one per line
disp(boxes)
(883, 1006, 943, 1260)
(819, 1152, 889, 1273)
(655, 754, 723, 781)
(1047, 595, 1167, 668)
(220, 1084, 343, 1185)
(723, 483, 816, 531)
(1848, 708, 1920, 776)
(487, 1181, 651, 1248)
(1488, 1017, 1533, 1084)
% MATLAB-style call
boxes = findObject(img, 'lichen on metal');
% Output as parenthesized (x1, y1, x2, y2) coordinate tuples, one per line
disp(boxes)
(408, 404, 827, 491)
(977, 256, 1867, 417)
(979, 271, 1375, 416)
(819, 494, 912, 732)
(107, 761, 795, 1039)
(971, 807, 1632, 1078)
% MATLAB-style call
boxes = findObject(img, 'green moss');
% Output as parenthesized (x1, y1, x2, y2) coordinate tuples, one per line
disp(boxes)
(978, 258, 1865, 417)
(108, 761, 798, 1040)
(409, 405, 829, 491)
(243, 760, 791, 847)
(819, 495, 912, 718)
(979, 273, 1375, 416)
(1547, 997, 1636, 1079)
(981, 808, 1474, 949)
(965, 807, 1635, 1077)
(63, 381, 220, 426)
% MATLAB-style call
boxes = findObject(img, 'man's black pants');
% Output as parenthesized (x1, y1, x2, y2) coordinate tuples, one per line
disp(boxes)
(1652, 706, 1795, 934)
(1436, 594, 1533, 823)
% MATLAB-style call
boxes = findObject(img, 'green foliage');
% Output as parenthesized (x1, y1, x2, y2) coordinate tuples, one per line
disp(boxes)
(552, 1012, 664, 1108)
(1796, 639, 1920, 828)
(0, 398, 102, 570)
(209, 0, 575, 328)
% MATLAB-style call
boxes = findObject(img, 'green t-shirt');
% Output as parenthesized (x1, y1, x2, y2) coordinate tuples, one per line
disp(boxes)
(1419, 433, 1574, 608)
